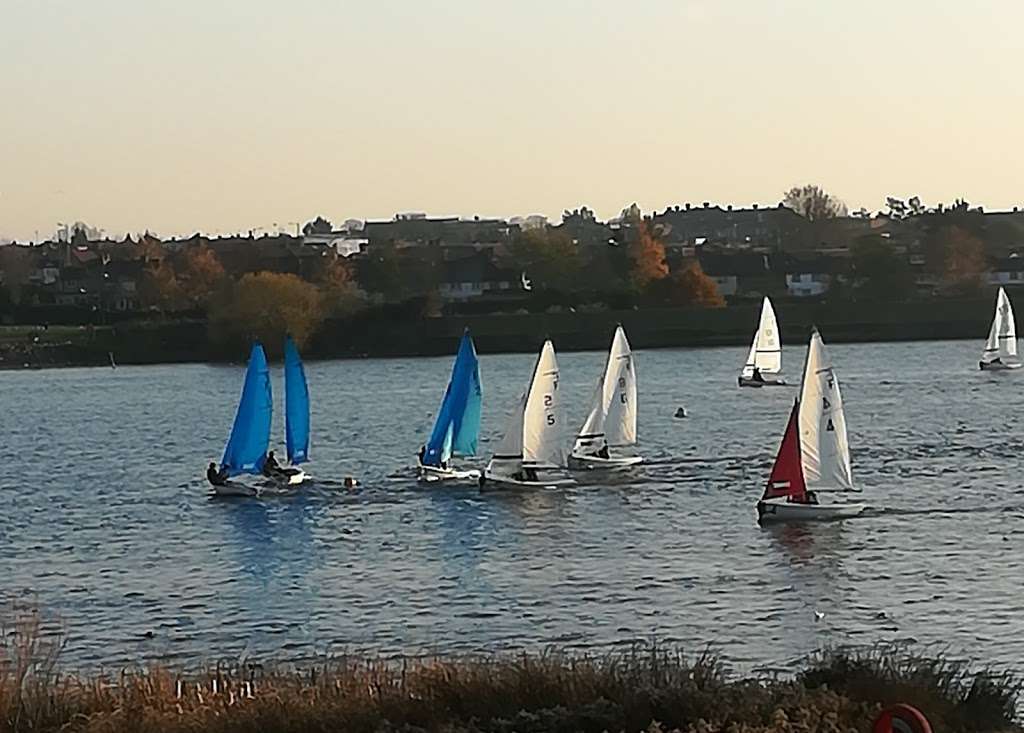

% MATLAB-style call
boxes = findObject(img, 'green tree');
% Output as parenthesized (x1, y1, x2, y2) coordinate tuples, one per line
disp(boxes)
(851, 235, 915, 300)
(209, 272, 324, 355)
(511, 228, 582, 292)
(357, 242, 438, 301)
(302, 216, 333, 236)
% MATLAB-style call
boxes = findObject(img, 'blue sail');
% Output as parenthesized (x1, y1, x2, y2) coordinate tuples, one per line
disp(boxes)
(423, 330, 482, 466)
(221, 343, 273, 476)
(284, 336, 310, 465)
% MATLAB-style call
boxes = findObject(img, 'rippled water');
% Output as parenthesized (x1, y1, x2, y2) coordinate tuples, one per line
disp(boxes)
(2, 339, 1023, 672)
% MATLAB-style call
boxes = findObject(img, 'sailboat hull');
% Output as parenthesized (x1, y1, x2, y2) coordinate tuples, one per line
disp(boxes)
(757, 500, 865, 524)
(738, 375, 787, 388)
(980, 361, 1022, 371)
(210, 480, 261, 498)
(418, 464, 482, 483)
(567, 453, 643, 471)
(480, 471, 576, 490)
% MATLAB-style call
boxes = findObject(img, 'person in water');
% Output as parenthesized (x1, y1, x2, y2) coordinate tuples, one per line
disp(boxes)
(206, 462, 229, 487)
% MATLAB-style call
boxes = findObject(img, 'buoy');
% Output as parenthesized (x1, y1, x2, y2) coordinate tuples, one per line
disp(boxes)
(872, 704, 931, 733)
(674, 407, 688, 418)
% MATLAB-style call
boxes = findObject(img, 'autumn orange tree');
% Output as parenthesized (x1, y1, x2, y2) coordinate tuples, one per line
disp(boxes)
(937, 226, 987, 294)
(177, 245, 226, 307)
(316, 255, 365, 317)
(209, 272, 324, 356)
(628, 222, 668, 292)
(668, 260, 725, 307)
(139, 261, 184, 312)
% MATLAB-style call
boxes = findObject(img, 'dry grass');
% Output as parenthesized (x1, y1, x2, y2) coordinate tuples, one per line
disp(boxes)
(0, 613, 1018, 733)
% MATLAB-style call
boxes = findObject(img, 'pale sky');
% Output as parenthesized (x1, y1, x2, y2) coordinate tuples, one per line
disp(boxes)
(1, 0, 1022, 241)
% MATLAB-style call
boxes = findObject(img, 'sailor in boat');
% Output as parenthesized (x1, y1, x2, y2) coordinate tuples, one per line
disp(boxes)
(262, 450, 301, 481)
(511, 467, 540, 482)
(206, 462, 229, 487)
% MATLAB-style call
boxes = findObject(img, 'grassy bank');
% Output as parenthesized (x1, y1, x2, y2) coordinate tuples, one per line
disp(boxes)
(0, 296, 998, 369)
(0, 618, 1018, 733)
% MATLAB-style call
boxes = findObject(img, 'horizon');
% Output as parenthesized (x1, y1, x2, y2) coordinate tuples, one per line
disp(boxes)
(3, 0, 1022, 242)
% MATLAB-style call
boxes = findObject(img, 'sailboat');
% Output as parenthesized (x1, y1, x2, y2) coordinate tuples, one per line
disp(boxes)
(418, 329, 483, 483)
(211, 342, 274, 496)
(209, 338, 310, 496)
(480, 339, 574, 489)
(979, 287, 1021, 370)
(738, 296, 785, 387)
(568, 325, 642, 470)
(756, 328, 865, 523)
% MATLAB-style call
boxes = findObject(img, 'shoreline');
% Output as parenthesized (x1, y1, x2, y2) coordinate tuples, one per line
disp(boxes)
(0, 297, 996, 370)
(0, 636, 1016, 732)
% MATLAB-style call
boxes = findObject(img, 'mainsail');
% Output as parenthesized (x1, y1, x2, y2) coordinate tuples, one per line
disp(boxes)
(797, 329, 854, 492)
(284, 336, 310, 465)
(982, 287, 1018, 364)
(573, 326, 637, 455)
(487, 340, 565, 477)
(741, 296, 782, 378)
(523, 340, 566, 467)
(424, 330, 483, 467)
(222, 343, 273, 477)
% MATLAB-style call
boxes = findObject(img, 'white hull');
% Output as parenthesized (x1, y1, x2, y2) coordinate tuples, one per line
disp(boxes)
(980, 361, 1022, 371)
(480, 471, 575, 490)
(567, 453, 643, 471)
(757, 500, 866, 524)
(418, 464, 482, 483)
(738, 375, 786, 388)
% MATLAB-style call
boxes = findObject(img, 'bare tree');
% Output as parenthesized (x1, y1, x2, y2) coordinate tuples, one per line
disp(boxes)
(782, 185, 848, 221)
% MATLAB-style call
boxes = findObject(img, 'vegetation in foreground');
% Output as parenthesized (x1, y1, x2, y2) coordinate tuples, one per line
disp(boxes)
(0, 613, 1019, 733)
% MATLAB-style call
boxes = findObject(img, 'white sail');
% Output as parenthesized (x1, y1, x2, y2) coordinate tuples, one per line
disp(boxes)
(982, 287, 1018, 363)
(573, 326, 637, 453)
(797, 329, 854, 492)
(486, 391, 526, 478)
(522, 340, 567, 467)
(741, 297, 782, 378)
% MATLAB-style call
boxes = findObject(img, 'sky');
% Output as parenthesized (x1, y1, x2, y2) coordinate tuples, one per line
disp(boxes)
(1, 0, 1022, 241)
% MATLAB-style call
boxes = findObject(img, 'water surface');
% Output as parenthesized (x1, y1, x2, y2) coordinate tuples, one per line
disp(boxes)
(2, 339, 1022, 672)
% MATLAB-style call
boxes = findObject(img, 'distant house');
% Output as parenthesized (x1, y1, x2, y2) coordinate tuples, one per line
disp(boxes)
(695, 249, 781, 298)
(302, 231, 366, 257)
(438, 251, 518, 302)
(780, 255, 846, 297)
(988, 255, 1024, 286)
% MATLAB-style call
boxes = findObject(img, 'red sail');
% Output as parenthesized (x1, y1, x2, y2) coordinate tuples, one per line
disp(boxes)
(762, 402, 806, 501)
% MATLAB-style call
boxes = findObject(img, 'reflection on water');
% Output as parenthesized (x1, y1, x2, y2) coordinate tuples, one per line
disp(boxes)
(1, 339, 1023, 672)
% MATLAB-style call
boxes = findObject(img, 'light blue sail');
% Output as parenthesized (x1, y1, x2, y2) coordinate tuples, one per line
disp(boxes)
(424, 330, 482, 466)
(222, 343, 273, 476)
(284, 336, 310, 465)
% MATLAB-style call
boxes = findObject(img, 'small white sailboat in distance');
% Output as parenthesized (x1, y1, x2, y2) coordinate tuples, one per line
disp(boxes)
(979, 287, 1021, 370)
(739, 296, 785, 387)
(568, 325, 642, 471)
(756, 328, 865, 523)
(480, 340, 574, 489)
